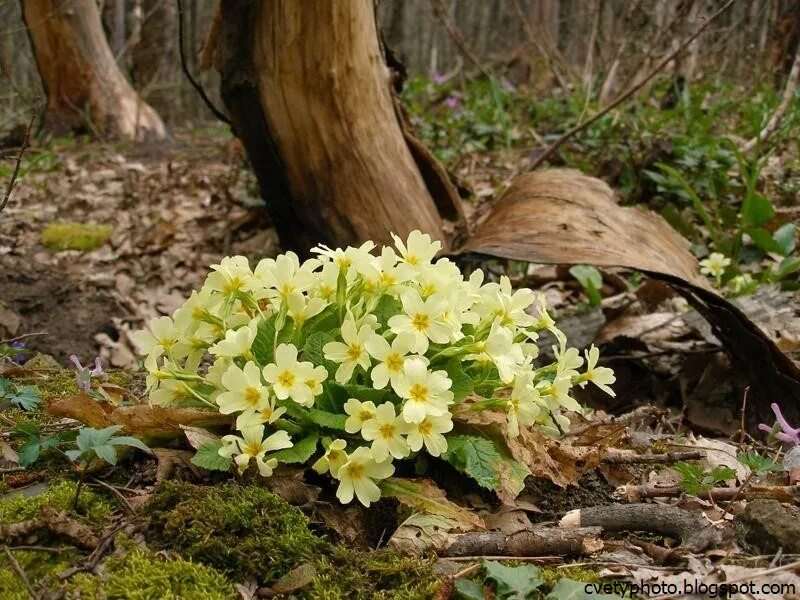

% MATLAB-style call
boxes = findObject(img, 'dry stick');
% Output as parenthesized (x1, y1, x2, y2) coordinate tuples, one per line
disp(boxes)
(602, 449, 705, 464)
(0, 112, 35, 216)
(90, 478, 136, 515)
(510, 0, 571, 91)
(3, 546, 38, 600)
(618, 483, 800, 503)
(742, 44, 800, 152)
(0, 332, 47, 345)
(429, 0, 493, 81)
(529, 0, 736, 171)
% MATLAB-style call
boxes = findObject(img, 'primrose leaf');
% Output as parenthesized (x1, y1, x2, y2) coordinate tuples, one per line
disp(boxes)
(483, 560, 543, 599)
(17, 440, 41, 468)
(251, 315, 278, 365)
(454, 579, 485, 600)
(302, 331, 338, 375)
(442, 434, 528, 501)
(373, 295, 403, 326)
(307, 408, 348, 431)
(191, 440, 233, 472)
(445, 359, 473, 402)
(273, 432, 319, 464)
(108, 435, 151, 453)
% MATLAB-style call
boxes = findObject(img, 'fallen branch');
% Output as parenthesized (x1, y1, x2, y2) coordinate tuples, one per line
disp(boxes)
(602, 449, 705, 465)
(560, 503, 725, 551)
(529, 0, 736, 171)
(443, 526, 603, 558)
(619, 484, 800, 503)
(741, 44, 800, 152)
(0, 507, 99, 551)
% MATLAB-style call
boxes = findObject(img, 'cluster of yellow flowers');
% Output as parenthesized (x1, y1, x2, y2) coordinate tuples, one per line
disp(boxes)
(133, 231, 615, 506)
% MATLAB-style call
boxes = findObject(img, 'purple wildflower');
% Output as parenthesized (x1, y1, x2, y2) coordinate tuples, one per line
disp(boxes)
(444, 93, 462, 111)
(758, 402, 800, 445)
(432, 72, 447, 85)
(70, 355, 104, 393)
(10, 341, 27, 364)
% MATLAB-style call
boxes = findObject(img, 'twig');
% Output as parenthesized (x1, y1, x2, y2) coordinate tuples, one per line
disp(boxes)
(741, 44, 800, 152)
(429, 0, 492, 81)
(602, 449, 705, 465)
(175, 0, 230, 125)
(0, 332, 47, 345)
(617, 483, 800, 503)
(452, 563, 481, 580)
(90, 478, 136, 514)
(0, 112, 35, 216)
(444, 526, 603, 557)
(58, 525, 123, 580)
(8, 545, 69, 553)
(441, 555, 562, 563)
(529, 0, 736, 170)
(3, 546, 38, 599)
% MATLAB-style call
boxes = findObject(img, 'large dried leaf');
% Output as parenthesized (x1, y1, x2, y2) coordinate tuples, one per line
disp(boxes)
(459, 169, 800, 431)
(380, 477, 485, 531)
(47, 394, 232, 440)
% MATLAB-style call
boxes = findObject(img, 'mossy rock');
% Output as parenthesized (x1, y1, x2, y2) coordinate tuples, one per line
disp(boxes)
(148, 481, 442, 599)
(0, 479, 114, 524)
(67, 543, 237, 600)
(41, 222, 112, 251)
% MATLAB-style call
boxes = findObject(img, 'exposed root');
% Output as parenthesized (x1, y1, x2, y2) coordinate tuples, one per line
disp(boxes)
(0, 507, 99, 551)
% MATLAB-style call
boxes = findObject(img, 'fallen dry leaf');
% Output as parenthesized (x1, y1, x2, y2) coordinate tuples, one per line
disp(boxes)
(459, 168, 800, 432)
(380, 477, 485, 531)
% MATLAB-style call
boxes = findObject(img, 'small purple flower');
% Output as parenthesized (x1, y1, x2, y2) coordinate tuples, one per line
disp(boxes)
(759, 403, 800, 445)
(10, 341, 27, 365)
(432, 72, 447, 85)
(70, 355, 104, 393)
(444, 93, 462, 111)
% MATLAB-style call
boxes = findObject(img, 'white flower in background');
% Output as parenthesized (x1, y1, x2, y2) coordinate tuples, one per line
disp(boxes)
(506, 372, 541, 438)
(466, 321, 525, 383)
(206, 255, 252, 298)
(700, 252, 731, 282)
(263, 343, 316, 406)
(395, 358, 452, 423)
(217, 361, 271, 414)
(405, 413, 452, 456)
(361, 402, 410, 461)
(343, 398, 377, 434)
(323, 317, 373, 383)
(312, 439, 348, 476)
(388, 290, 451, 354)
(580, 345, 616, 397)
(220, 426, 292, 476)
(416, 258, 461, 299)
(392, 230, 441, 278)
(286, 292, 327, 327)
(334, 446, 394, 507)
(208, 320, 257, 358)
(365, 332, 415, 392)
(131, 316, 180, 360)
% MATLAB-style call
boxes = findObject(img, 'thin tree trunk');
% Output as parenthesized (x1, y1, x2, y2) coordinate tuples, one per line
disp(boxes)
(215, 1, 462, 253)
(131, 0, 176, 117)
(21, 0, 167, 142)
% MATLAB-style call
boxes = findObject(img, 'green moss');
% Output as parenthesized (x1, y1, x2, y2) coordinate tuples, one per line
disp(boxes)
(0, 480, 114, 524)
(68, 543, 236, 600)
(540, 565, 600, 587)
(0, 549, 73, 599)
(148, 482, 442, 598)
(41, 222, 112, 251)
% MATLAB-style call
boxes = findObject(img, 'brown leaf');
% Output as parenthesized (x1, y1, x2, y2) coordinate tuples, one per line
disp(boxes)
(459, 168, 800, 432)
(47, 393, 232, 440)
(380, 477, 485, 531)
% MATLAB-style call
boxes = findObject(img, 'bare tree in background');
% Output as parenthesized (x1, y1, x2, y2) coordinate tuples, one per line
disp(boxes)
(131, 0, 177, 117)
(21, 0, 166, 141)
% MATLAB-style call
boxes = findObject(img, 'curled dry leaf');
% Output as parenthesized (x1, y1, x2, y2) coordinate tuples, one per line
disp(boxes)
(458, 168, 800, 432)
(379, 477, 485, 531)
(47, 393, 232, 440)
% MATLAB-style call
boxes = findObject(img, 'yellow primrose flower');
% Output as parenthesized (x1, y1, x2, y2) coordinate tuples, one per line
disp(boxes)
(394, 358, 452, 423)
(208, 320, 257, 358)
(365, 332, 415, 393)
(343, 398, 377, 434)
(312, 438, 348, 476)
(334, 446, 394, 507)
(405, 413, 452, 457)
(220, 425, 292, 477)
(323, 317, 373, 384)
(360, 402, 410, 461)
(506, 372, 541, 438)
(580, 345, 616, 397)
(217, 361, 270, 414)
(699, 252, 731, 281)
(263, 343, 317, 407)
(388, 290, 451, 354)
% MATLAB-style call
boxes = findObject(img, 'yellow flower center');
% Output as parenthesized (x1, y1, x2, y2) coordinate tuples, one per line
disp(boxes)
(223, 276, 243, 295)
(358, 409, 374, 421)
(277, 370, 296, 388)
(346, 343, 364, 362)
(379, 272, 396, 287)
(406, 255, 419, 266)
(279, 283, 294, 297)
(346, 462, 364, 479)
(386, 353, 403, 373)
(411, 313, 429, 331)
(409, 383, 429, 403)
(418, 420, 433, 436)
(243, 441, 262, 457)
(378, 423, 396, 439)
(304, 378, 317, 389)
(420, 283, 436, 297)
(244, 386, 262, 407)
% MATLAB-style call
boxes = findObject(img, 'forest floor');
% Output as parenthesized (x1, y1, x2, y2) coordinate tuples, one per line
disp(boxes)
(1, 81, 800, 599)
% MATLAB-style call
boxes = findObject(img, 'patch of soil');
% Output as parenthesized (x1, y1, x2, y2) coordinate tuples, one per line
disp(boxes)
(522, 473, 616, 522)
(0, 257, 122, 364)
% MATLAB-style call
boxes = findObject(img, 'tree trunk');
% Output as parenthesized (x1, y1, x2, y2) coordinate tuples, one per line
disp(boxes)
(214, 0, 463, 254)
(131, 0, 177, 118)
(21, 0, 167, 142)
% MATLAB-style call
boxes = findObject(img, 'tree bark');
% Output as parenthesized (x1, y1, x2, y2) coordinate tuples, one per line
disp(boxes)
(21, 0, 167, 142)
(215, 0, 463, 254)
(131, 0, 177, 118)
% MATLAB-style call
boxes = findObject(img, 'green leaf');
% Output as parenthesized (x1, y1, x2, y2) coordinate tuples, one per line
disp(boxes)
(92, 444, 118, 465)
(76, 425, 122, 452)
(373, 295, 403, 325)
(747, 227, 784, 254)
(445, 359, 473, 402)
(302, 331, 338, 375)
(741, 192, 774, 228)
(108, 435, 151, 454)
(308, 408, 348, 431)
(379, 477, 484, 530)
(442, 434, 528, 500)
(252, 315, 278, 365)
(17, 440, 41, 468)
(273, 432, 319, 464)
(570, 265, 603, 306)
(10, 386, 40, 411)
(737, 451, 781, 475)
(775, 256, 800, 280)
(335, 383, 387, 405)
(483, 560, 543, 599)
(191, 441, 233, 472)
(0, 378, 12, 398)
(454, 579, 485, 600)
(773, 223, 797, 256)
(547, 578, 624, 600)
